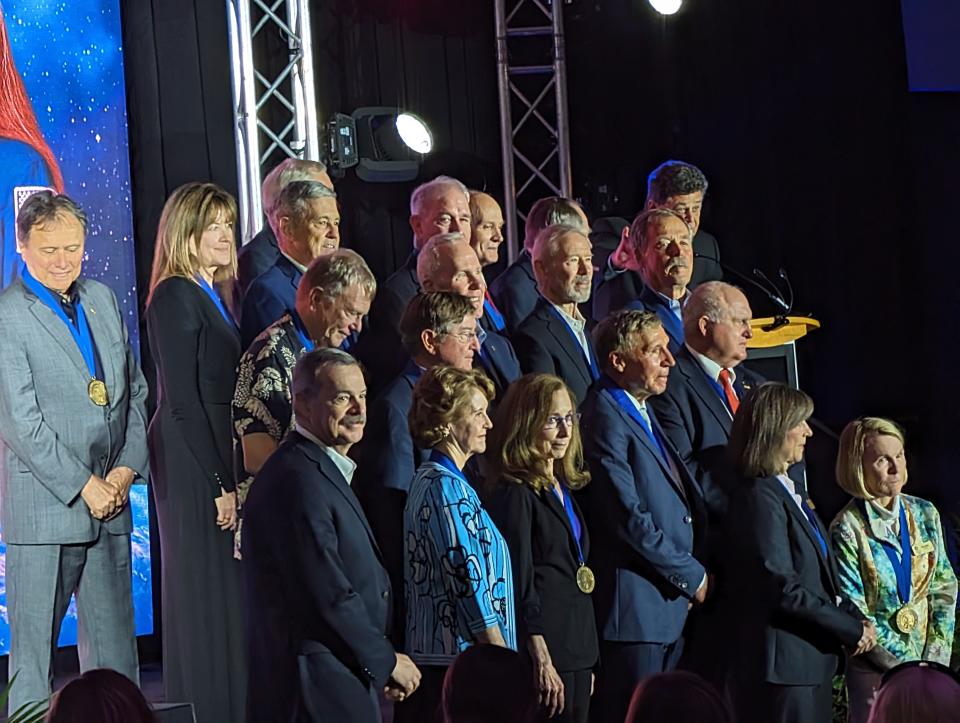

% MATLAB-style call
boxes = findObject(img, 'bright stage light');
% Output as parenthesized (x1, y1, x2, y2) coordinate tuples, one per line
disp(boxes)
(396, 113, 433, 154)
(648, 0, 683, 15)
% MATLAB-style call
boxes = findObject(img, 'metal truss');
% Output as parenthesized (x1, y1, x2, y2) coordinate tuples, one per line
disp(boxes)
(494, 0, 573, 263)
(227, 0, 320, 241)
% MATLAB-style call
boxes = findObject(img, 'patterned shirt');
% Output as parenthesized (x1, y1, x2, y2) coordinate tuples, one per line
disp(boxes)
(830, 494, 958, 665)
(404, 458, 516, 666)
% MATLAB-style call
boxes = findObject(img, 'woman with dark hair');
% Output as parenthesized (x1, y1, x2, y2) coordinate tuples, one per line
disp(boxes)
(442, 645, 538, 723)
(624, 671, 733, 723)
(146, 182, 246, 722)
(724, 382, 875, 723)
(44, 668, 156, 723)
(0, 5, 65, 287)
(487, 374, 598, 722)
(398, 366, 515, 723)
(867, 661, 960, 723)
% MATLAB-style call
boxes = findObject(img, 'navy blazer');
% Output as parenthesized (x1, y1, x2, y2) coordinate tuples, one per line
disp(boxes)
(237, 226, 280, 296)
(624, 286, 685, 354)
(489, 251, 539, 332)
(724, 476, 863, 690)
(242, 431, 396, 723)
(241, 254, 302, 350)
(477, 309, 521, 398)
(578, 382, 706, 645)
(648, 346, 749, 525)
(512, 297, 598, 406)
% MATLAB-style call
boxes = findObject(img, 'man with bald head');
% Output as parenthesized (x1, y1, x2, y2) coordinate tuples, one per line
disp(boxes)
(357, 175, 471, 391)
(512, 223, 598, 405)
(468, 191, 510, 335)
(416, 232, 519, 397)
(237, 158, 333, 295)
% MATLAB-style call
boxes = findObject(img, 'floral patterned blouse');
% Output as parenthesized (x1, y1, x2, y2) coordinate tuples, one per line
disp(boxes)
(830, 494, 957, 664)
(404, 456, 516, 666)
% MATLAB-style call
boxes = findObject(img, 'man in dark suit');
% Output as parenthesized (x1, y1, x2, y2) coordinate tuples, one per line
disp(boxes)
(354, 291, 479, 644)
(417, 232, 520, 397)
(243, 348, 421, 722)
(512, 224, 598, 405)
(489, 196, 590, 332)
(356, 175, 471, 392)
(240, 179, 340, 348)
(236, 159, 333, 295)
(594, 160, 722, 320)
(579, 309, 710, 723)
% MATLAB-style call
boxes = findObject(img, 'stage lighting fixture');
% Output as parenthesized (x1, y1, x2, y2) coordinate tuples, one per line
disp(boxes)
(325, 107, 433, 183)
(648, 0, 683, 15)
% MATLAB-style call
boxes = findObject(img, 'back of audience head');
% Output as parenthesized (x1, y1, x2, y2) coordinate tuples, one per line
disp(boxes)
(646, 160, 709, 235)
(468, 191, 505, 266)
(410, 175, 471, 249)
(523, 196, 589, 254)
(628, 207, 692, 298)
(531, 223, 593, 307)
(416, 232, 486, 316)
(44, 668, 156, 723)
(400, 292, 480, 371)
(441, 644, 538, 723)
(868, 662, 960, 723)
(625, 671, 733, 723)
(262, 158, 332, 234)
(273, 179, 340, 265)
(682, 280, 753, 368)
(295, 248, 376, 348)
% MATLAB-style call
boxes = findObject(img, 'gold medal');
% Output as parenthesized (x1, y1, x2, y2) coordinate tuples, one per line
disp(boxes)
(576, 564, 595, 594)
(894, 604, 918, 633)
(88, 379, 108, 406)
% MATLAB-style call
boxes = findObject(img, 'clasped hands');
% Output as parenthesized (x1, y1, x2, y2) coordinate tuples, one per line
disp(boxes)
(384, 653, 421, 703)
(851, 620, 879, 656)
(81, 466, 135, 519)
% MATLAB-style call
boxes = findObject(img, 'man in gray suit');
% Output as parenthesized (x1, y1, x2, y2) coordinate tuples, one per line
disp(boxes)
(0, 191, 148, 712)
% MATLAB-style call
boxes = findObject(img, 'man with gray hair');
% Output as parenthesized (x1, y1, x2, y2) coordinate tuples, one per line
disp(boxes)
(489, 195, 590, 332)
(357, 175, 470, 390)
(241, 178, 341, 348)
(0, 190, 149, 711)
(595, 160, 723, 320)
(512, 223, 598, 405)
(243, 348, 421, 721)
(237, 158, 333, 294)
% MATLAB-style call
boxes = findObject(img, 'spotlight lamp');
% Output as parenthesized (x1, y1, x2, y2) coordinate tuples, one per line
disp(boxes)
(325, 107, 433, 183)
(648, 0, 683, 15)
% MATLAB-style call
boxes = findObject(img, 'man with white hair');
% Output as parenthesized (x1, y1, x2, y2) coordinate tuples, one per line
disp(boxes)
(512, 223, 598, 405)
(237, 158, 333, 295)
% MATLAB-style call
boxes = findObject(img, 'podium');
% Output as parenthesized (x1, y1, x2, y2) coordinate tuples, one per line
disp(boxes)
(743, 316, 820, 389)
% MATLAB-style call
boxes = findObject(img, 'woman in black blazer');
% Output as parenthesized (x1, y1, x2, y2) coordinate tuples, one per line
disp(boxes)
(145, 183, 246, 723)
(724, 383, 875, 723)
(488, 373, 599, 723)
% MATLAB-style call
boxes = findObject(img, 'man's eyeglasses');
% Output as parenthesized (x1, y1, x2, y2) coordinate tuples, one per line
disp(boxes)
(440, 329, 480, 344)
(544, 413, 580, 430)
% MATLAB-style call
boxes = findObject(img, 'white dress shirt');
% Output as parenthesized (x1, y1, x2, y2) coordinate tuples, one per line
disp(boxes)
(295, 424, 357, 484)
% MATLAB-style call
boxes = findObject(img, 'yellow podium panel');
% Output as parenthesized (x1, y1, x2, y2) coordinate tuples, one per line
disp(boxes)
(747, 316, 820, 349)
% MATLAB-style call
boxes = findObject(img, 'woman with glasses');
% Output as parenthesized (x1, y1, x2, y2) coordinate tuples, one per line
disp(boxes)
(830, 417, 957, 723)
(488, 374, 598, 723)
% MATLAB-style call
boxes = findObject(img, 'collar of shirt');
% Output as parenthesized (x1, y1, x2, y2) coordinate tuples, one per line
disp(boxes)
(865, 495, 902, 547)
(687, 344, 735, 386)
(295, 424, 357, 484)
(551, 302, 590, 355)
(776, 474, 806, 513)
(622, 389, 648, 417)
(654, 289, 686, 319)
(280, 250, 308, 274)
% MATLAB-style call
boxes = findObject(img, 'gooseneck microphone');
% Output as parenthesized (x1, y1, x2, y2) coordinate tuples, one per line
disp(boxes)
(694, 253, 796, 330)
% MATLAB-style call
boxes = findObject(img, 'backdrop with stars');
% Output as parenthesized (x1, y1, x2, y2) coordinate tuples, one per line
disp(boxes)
(0, 0, 152, 652)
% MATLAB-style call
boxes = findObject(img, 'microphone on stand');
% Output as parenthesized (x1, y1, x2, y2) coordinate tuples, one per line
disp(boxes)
(694, 253, 793, 329)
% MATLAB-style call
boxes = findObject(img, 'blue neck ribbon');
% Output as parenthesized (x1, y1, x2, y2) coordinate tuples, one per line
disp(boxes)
(639, 287, 684, 348)
(600, 376, 669, 463)
(483, 296, 506, 332)
(799, 496, 829, 560)
(857, 499, 912, 603)
(429, 448, 467, 482)
(21, 268, 99, 380)
(195, 275, 238, 330)
(552, 484, 584, 564)
(290, 311, 315, 353)
(548, 305, 599, 380)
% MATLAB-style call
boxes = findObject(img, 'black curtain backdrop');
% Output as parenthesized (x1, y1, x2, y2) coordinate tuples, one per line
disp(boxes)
(118, 0, 959, 596)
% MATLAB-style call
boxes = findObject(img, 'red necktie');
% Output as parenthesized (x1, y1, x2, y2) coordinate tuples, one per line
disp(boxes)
(718, 369, 739, 414)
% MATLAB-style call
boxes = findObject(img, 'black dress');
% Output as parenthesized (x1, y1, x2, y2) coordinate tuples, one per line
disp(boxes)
(146, 276, 246, 722)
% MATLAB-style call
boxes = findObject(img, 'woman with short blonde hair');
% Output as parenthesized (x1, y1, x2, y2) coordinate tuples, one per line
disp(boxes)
(830, 417, 957, 723)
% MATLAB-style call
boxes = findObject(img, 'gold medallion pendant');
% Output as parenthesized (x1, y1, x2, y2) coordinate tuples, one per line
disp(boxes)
(894, 604, 918, 634)
(576, 564, 595, 594)
(88, 379, 109, 406)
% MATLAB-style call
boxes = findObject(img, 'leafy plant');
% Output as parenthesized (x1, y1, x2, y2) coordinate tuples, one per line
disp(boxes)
(0, 673, 49, 723)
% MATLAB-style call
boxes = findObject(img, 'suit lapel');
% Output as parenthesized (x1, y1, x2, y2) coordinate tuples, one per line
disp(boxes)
(765, 477, 835, 588)
(24, 290, 88, 380)
(676, 350, 733, 432)
(78, 282, 120, 399)
(541, 486, 581, 561)
(543, 306, 592, 389)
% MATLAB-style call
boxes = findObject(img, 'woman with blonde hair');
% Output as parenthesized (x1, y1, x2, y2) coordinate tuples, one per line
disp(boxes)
(145, 182, 246, 722)
(397, 366, 515, 723)
(487, 374, 598, 723)
(830, 417, 957, 723)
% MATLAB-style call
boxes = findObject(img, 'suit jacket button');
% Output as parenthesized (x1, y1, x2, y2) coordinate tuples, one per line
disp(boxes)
(382, 590, 389, 599)
(683, 515, 692, 524)
(681, 581, 688, 589)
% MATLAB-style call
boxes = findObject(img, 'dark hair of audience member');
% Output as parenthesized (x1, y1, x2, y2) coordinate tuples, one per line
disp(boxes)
(867, 663, 960, 723)
(441, 645, 538, 723)
(44, 668, 156, 723)
(625, 671, 733, 723)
